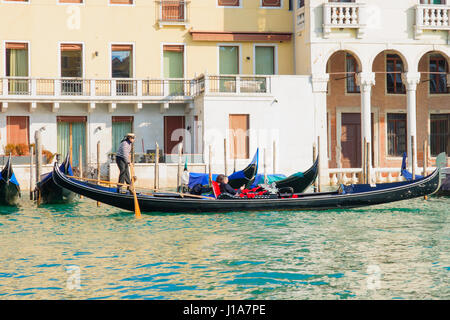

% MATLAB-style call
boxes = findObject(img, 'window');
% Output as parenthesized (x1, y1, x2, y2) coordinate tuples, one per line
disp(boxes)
(112, 45, 133, 95)
(112, 116, 133, 153)
(6, 42, 29, 95)
(429, 54, 449, 94)
(110, 0, 133, 4)
(298, 0, 304, 8)
(420, 0, 446, 4)
(59, 0, 83, 3)
(430, 114, 449, 156)
(57, 116, 87, 168)
(229, 114, 249, 159)
(255, 46, 275, 75)
(386, 54, 405, 94)
(346, 54, 360, 93)
(219, 46, 239, 92)
(218, 0, 239, 6)
(262, 0, 281, 7)
(161, 0, 185, 21)
(7, 116, 29, 153)
(387, 113, 407, 156)
(163, 45, 184, 95)
(61, 44, 83, 95)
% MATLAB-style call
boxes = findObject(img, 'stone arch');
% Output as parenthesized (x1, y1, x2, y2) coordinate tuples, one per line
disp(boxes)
(323, 48, 364, 74)
(370, 49, 410, 73)
(415, 48, 450, 69)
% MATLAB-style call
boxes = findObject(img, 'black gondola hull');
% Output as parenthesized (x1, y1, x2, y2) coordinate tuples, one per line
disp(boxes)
(274, 157, 319, 193)
(52, 163, 441, 213)
(0, 157, 20, 206)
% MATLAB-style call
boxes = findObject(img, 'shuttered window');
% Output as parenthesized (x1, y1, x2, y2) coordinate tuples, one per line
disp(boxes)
(218, 0, 240, 6)
(387, 113, 407, 156)
(110, 0, 133, 4)
(255, 46, 275, 75)
(59, 0, 83, 3)
(430, 114, 450, 156)
(112, 116, 133, 153)
(262, 0, 281, 7)
(229, 114, 249, 159)
(7, 116, 29, 147)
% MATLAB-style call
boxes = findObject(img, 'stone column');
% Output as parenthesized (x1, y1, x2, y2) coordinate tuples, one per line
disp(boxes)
(311, 73, 330, 186)
(357, 72, 376, 172)
(402, 72, 421, 171)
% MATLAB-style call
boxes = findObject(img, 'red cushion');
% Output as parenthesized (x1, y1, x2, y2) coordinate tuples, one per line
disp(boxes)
(211, 181, 221, 198)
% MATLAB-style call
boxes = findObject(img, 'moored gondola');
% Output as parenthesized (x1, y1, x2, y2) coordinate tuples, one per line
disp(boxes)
(36, 154, 76, 204)
(52, 153, 445, 214)
(0, 155, 21, 206)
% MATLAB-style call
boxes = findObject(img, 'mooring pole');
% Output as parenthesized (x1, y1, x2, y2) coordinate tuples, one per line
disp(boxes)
(35, 130, 42, 206)
(423, 139, 428, 200)
(208, 145, 212, 186)
(313, 142, 317, 193)
(177, 143, 182, 192)
(29, 145, 34, 200)
(264, 147, 267, 184)
(224, 138, 228, 176)
(273, 140, 276, 175)
(411, 136, 416, 181)
(154, 142, 160, 191)
(362, 137, 367, 184)
(97, 141, 100, 207)
(317, 136, 321, 192)
(366, 141, 371, 184)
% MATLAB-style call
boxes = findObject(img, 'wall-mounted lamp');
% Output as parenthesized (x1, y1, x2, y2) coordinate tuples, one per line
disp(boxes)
(94, 125, 103, 134)
(39, 126, 46, 132)
(246, 56, 251, 61)
(95, 51, 99, 57)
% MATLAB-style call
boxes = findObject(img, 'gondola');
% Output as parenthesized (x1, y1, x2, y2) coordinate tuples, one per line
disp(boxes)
(0, 155, 21, 206)
(401, 151, 449, 196)
(188, 149, 259, 192)
(52, 153, 445, 214)
(36, 154, 76, 204)
(247, 156, 319, 193)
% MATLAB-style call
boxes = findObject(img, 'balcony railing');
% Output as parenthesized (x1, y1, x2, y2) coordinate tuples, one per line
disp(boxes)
(158, 0, 188, 26)
(323, 2, 366, 39)
(415, 4, 450, 39)
(0, 74, 270, 102)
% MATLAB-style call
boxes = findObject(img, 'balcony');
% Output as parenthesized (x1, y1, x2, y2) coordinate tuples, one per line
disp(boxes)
(415, 4, 450, 42)
(157, 0, 189, 28)
(323, 2, 366, 39)
(0, 74, 271, 109)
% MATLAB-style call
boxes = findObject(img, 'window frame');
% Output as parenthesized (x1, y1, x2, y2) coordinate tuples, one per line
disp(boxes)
(109, 0, 134, 7)
(217, 43, 242, 75)
(253, 44, 278, 75)
(110, 42, 135, 79)
(345, 53, 360, 94)
(217, 0, 241, 8)
(429, 54, 449, 95)
(4, 40, 31, 78)
(386, 53, 406, 95)
(429, 113, 450, 157)
(57, 0, 84, 4)
(260, 0, 283, 9)
(58, 42, 85, 79)
(386, 113, 408, 157)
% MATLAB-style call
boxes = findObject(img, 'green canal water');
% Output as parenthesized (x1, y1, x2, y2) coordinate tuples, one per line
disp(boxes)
(0, 197, 449, 300)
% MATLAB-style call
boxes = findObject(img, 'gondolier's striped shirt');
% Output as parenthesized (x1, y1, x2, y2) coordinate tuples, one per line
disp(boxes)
(116, 139, 132, 162)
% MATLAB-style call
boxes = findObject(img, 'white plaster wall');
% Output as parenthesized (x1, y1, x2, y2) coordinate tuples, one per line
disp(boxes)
(200, 75, 316, 177)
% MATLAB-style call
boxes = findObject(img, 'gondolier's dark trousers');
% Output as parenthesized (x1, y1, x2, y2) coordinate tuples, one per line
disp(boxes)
(116, 156, 131, 186)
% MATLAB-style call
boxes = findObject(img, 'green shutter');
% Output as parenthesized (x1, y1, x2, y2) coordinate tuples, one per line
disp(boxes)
(57, 122, 70, 163)
(57, 121, 86, 167)
(163, 50, 184, 95)
(255, 46, 275, 75)
(219, 46, 239, 75)
(112, 121, 132, 153)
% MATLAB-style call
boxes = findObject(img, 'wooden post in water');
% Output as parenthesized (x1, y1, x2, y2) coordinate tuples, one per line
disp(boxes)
(366, 141, 371, 184)
(423, 139, 428, 200)
(317, 136, 321, 192)
(411, 136, 416, 181)
(35, 130, 42, 205)
(154, 142, 160, 191)
(79, 145, 83, 199)
(224, 138, 228, 176)
(97, 141, 100, 207)
(29, 145, 34, 200)
(69, 124, 73, 167)
(273, 140, 276, 175)
(208, 145, 212, 185)
(313, 142, 317, 193)
(177, 143, 182, 191)
(362, 137, 366, 184)
(233, 132, 237, 173)
(263, 148, 267, 184)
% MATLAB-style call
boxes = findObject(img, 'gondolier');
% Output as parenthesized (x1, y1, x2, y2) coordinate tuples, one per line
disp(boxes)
(116, 133, 135, 192)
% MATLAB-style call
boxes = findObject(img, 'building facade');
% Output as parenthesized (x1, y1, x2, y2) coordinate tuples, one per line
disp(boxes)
(0, 0, 449, 189)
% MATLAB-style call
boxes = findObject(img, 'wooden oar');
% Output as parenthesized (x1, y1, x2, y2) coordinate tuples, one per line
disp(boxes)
(65, 176, 216, 199)
(129, 161, 141, 218)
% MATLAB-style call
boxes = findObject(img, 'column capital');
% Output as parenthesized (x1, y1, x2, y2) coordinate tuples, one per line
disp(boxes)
(401, 72, 421, 91)
(311, 74, 330, 93)
(356, 72, 376, 89)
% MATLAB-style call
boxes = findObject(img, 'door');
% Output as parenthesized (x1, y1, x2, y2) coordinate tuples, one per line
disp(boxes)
(229, 114, 249, 159)
(164, 116, 185, 155)
(163, 45, 184, 95)
(340, 113, 374, 168)
(112, 116, 133, 153)
(57, 116, 87, 168)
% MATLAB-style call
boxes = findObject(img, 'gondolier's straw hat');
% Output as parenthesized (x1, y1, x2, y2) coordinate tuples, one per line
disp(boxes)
(126, 133, 136, 138)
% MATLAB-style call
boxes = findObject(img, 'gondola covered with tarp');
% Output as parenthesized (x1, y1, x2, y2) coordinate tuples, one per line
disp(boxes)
(0, 155, 21, 206)
(400, 151, 449, 196)
(36, 154, 76, 204)
(51, 153, 445, 214)
(188, 149, 259, 193)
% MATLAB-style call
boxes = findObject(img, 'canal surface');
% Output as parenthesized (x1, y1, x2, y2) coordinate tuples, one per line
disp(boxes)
(0, 197, 449, 300)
